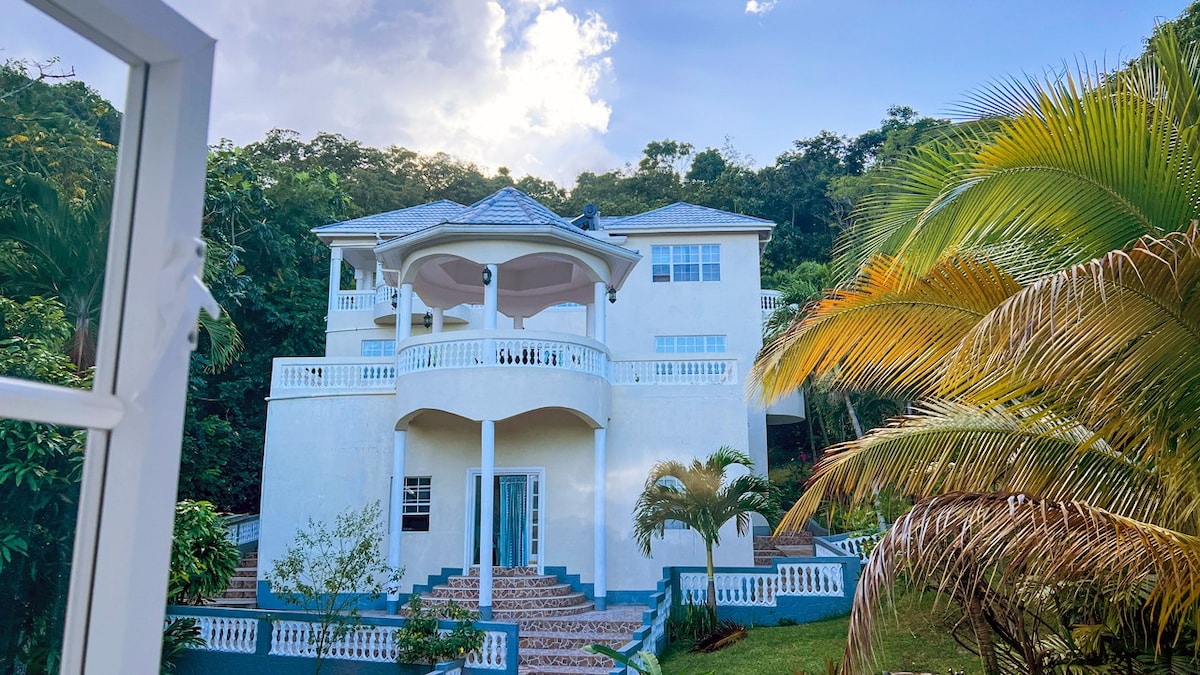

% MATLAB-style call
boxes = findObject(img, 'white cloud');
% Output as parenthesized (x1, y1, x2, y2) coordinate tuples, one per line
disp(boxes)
(745, 0, 778, 15)
(165, 0, 618, 183)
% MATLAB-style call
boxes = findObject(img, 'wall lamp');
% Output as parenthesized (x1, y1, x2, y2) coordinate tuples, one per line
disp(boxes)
(482, 267, 493, 286)
(423, 311, 433, 329)
(607, 286, 617, 304)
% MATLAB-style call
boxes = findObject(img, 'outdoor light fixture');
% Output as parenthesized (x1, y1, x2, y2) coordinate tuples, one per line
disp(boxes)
(607, 286, 617, 304)
(423, 311, 433, 329)
(482, 267, 493, 286)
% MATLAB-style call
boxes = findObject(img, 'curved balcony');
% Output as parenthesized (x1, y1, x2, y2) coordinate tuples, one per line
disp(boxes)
(394, 329, 611, 426)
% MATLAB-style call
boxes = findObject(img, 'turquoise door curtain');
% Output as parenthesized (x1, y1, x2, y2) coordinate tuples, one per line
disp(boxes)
(498, 475, 528, 567)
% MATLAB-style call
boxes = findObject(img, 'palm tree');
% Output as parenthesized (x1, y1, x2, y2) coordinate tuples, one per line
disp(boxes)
(751, 28, 1200, 673)
(0, 171, 241, 371)
(632, 447, 780, 617)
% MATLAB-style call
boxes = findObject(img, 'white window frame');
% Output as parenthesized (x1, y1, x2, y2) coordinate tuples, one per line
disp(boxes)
(0, 2, 214, 673)
(361, 339, 396, 357)
(656, 477, 690, 530)
(650, 244, 721, 282)
(402, 476, 431, 531)
(655, 335, 727, 354)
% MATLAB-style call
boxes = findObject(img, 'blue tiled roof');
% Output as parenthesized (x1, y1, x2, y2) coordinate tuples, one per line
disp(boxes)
(448, 187, 575, 227)
(601, 202, 774, 230)
(312, 200, 468, 233)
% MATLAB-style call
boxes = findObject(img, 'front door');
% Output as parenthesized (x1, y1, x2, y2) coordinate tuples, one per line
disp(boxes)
(468, 470, 542, 570)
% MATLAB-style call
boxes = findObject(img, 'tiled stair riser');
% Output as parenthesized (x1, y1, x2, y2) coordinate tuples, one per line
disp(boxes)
(449, 575, 560, 589)
(433, 583, 575, 598)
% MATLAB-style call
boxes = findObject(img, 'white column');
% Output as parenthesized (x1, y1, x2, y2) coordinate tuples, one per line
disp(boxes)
(483, 264, 499, 330)
(327, 247, 343, 313)
(479, 420, 496, 620)
(375, 260, 384, 287)
(432, 307, 444, 333)
(585, 303, 595, 339)
(593, 426, 608, 610)
(397, 283, 413, 342)
(354, 268, 364, 290)
(387, 429, 407, 614)
(513, 316, 524, 330)
(593, 282, 607, 344)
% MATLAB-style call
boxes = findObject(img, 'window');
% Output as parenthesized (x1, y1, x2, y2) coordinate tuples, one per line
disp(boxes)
(361, 339, 396, 357)
(657, 477, 690, 530)
(651, 244, 721, 282)
(402, 476, 431, 531)
(655, 335, 727, 353)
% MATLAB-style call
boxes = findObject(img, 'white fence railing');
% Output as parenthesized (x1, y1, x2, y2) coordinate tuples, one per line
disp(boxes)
(267, 621, 507, 669)
(335, 290, 377, 312)
(679, 562, 845, 607)
(610, 359, 737, 385)
(821, 533, 880, 562)
(760, 289, 783, 312)
(168, 615, 257, 653)
(397, 334, 607, 378)
(271, 358, 396, 396)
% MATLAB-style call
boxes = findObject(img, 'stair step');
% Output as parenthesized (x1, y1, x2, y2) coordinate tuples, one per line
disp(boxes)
(521, 648, 612, 669)
(431, 583, 576, 600)
(518, 667, 612, 675)
(448, 574, 561, 589)
(520, 632, 630, 650)
(468, 566, 539, 577)
(208, 598, 257, 607)
(492, 603, 595, 619)
(424, 592, 591, 611)
(516, 618, 641, 634)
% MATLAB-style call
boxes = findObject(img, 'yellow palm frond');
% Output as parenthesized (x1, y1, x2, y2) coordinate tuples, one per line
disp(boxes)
(750, 253, 1021, 405)
(775, 400, 1194, 535)
(845, 493, 1200, 675)
(944, 223, 1200, 468)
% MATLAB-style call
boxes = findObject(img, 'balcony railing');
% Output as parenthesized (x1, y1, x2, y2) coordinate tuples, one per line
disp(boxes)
(760, 289, 783, 312)
(397, 332, 607, 378)
(610, 359, 737, 385)
(270, 357, 396, 397)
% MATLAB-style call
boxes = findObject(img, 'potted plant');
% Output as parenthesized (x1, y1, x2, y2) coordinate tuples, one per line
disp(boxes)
(394, 595, 486, 672)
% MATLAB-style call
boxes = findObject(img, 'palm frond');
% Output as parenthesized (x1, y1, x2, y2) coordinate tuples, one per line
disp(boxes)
(844, 493, 1200, 674)
(750, 253, 1021, 405)
(776, 400, 1193, 535)
(943, 223, 1200, 468)
(196, 310, 243, 373)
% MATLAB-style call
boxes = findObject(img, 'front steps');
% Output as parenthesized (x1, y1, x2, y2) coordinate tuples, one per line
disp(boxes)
(416, 567, 644, 674)
(209, 550, 258, 607)
(754, 532, 814, 565)
(421, 567, 594, 619)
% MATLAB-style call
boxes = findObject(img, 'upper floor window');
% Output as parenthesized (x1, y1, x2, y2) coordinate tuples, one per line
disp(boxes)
(362, 339, 396, 357)
(651, 244, 720, 282)
(656, 335, 727, 353)
(657, 476, 690, 530)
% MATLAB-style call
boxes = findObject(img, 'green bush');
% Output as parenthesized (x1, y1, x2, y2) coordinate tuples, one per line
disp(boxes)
(169, 500, 240, 605)
(393, 595, 485, 665)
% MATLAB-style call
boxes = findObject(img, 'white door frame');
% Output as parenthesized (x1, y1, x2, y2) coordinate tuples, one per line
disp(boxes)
(463, 466, 545, 574)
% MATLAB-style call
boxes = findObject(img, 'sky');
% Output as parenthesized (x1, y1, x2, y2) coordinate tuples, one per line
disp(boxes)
(2, 0, 1192, 184)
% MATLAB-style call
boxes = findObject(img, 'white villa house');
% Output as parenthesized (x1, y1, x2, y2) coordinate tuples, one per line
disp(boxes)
(256, 186, 805, 620)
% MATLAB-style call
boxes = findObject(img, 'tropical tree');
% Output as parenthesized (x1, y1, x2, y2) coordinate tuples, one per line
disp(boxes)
(632, 447, 780, 617)
(751, 27, 1200, 673)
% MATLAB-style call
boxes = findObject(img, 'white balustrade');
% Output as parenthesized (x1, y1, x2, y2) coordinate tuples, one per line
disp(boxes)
(376, 284, 398, 308)
(610, 359, 737, 385)
(679, 563, 845, 607)
(397, 333, 606, 378)
(826, 533, 879, 561)
(268, 621, 507, 669)
(271, 358, 396, 396)
(225, 516, 260, 547)
(334, 290, 377, 311)
(168, 615, 257, 653)
(760, 289, 783, 312)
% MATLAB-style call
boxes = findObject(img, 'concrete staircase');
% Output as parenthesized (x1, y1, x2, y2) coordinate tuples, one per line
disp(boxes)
(209, 550, 257, 607)
(753, 532, 814, 565)
(417, 567, 644, 674)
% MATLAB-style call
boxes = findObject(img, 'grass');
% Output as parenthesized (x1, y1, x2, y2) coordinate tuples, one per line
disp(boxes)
(659, 595, 981, 675)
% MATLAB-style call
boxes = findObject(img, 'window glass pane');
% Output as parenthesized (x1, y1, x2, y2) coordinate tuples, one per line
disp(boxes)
(673, 263, 700, 281)
(361, 339, 395, 357)
(651, 245, 670, 265)
(702, 263, 720, 281)
(1, 7, 129, 669)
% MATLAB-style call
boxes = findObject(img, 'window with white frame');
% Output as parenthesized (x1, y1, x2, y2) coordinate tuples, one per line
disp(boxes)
(361, 339, 396, 357)
(651, 244, 720, 282)
(655, 335, 727, 354)
(657, 476, 690, 530)
(402, 476, 431, 531)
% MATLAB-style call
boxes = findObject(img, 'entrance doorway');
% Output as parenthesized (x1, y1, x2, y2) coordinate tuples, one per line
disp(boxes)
(466, 469, 543, 571)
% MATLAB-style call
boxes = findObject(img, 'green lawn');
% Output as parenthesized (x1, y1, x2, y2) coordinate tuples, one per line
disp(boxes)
(659, 596, 980, 675)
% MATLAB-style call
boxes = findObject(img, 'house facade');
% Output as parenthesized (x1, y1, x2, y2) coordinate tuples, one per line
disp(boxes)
(256, 187, 803, 618)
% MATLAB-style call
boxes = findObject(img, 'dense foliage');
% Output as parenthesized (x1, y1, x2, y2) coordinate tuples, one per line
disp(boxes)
(393, 595, 485, 666)
(167, 500, 240, 606)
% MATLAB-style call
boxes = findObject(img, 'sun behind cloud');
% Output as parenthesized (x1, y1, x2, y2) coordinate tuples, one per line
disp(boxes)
(167, 0, 618, 183)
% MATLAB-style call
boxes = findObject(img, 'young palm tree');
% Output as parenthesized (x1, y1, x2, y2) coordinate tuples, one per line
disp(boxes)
(632, 447, 780, 617)
(0, 171, 241, 371)
(751, 28, 1200, 673)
